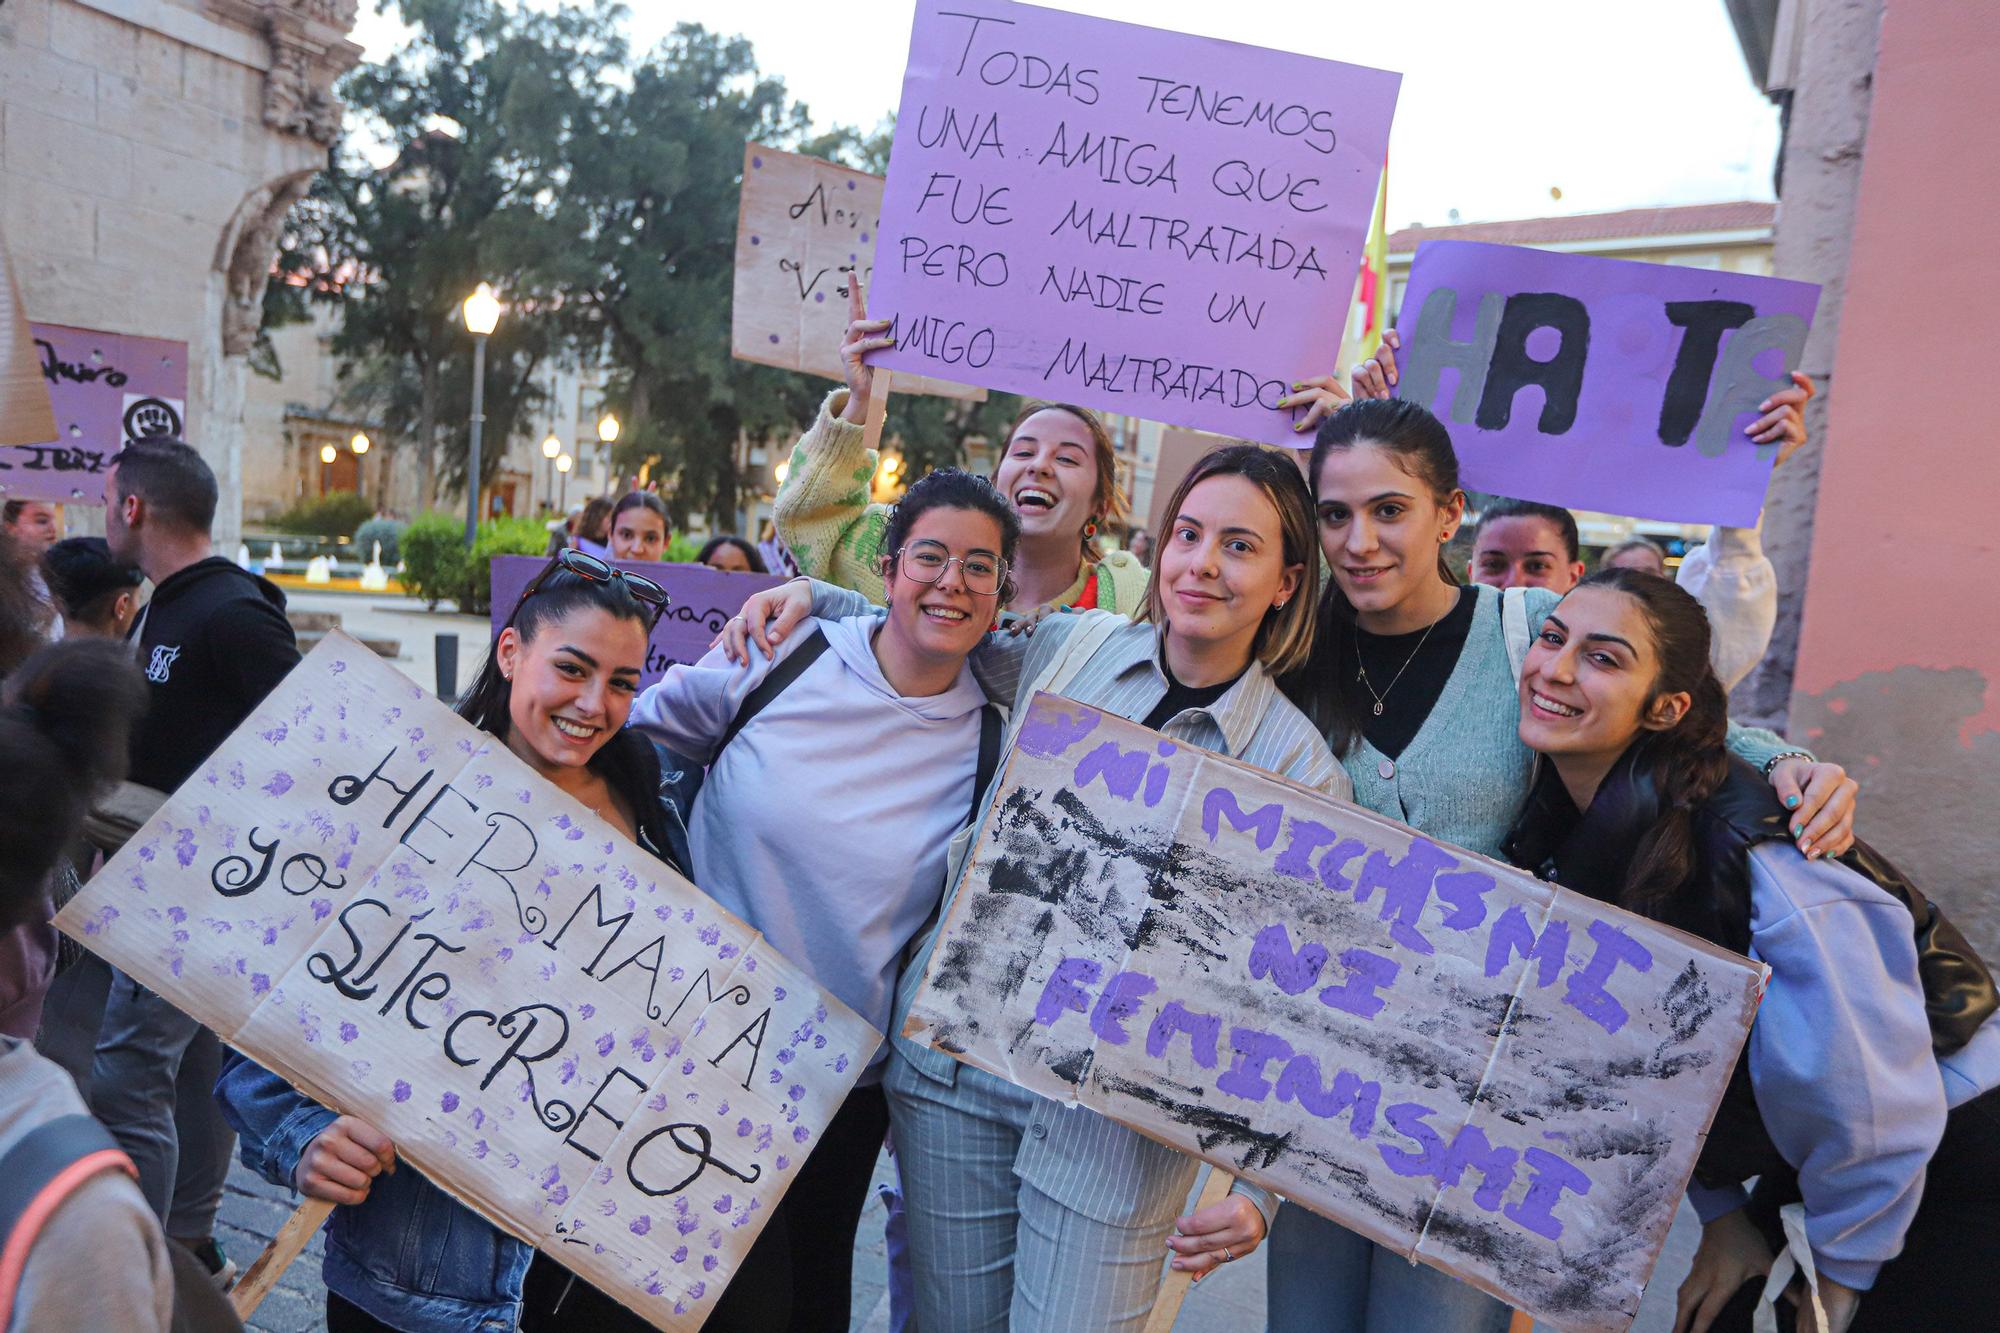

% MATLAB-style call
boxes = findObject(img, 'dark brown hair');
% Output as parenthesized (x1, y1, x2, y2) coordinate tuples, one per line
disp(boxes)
(997, 402, 1128, 563)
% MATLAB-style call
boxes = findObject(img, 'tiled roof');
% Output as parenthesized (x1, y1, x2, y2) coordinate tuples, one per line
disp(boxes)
(1388, 202, 1776, 255)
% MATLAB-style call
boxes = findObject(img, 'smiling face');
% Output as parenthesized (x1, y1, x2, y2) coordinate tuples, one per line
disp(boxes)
(610, 506, 667, 562)
(496, 605, 648, 774)
(1313, 442, 1463, 618)
(881, 506, 1006, 667)
(1517, 583, 1691, 766)
(1158, 473, 1302, 664)
(992, 408, 1100, 546)
(1473, 515, 1584, 591)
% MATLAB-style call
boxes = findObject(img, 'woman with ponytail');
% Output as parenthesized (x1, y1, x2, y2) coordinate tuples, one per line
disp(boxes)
(1502, 571, 2000, 1333)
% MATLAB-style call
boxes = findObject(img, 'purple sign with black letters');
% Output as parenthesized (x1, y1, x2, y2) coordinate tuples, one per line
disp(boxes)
(866, 0, 1399, 444)
(907, 693, 1766, 1331)
(1394, 240, 1821, 526)
(1, 323, 188, 505)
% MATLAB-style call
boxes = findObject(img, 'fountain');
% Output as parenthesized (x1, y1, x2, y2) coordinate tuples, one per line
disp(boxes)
(360, 541, 390, 591)
(305, 555, 332, 585)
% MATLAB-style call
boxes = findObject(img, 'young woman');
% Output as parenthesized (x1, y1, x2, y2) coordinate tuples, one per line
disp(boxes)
(571, 496, 615, 560)
(44, 536, 144, 640)
(631, 468, 1017, 1331)
(1355, 328, 1812, 690)
(1503, 570, 2000, 1333)
(1252, 392, 1861, 1333)
(696, 534, 767, 575)
(608, 490, 669, 562)
(1601, 537, 1668, 576)
(730, 444, 1343, 1331)
(773, 281, 1146, 616)
(215, 551, 774, 1333)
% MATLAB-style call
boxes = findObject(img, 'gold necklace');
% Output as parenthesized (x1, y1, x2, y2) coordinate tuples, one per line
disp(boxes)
(1352, 600, 1452, 717)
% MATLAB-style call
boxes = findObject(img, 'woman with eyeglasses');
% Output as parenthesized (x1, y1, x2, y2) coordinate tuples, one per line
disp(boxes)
(216, 550, 787, 1332)
(727, 443, 1345, 1331)
(629, 467, 1018, 1331)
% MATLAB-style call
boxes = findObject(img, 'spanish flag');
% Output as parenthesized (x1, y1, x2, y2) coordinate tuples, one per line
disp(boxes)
(1356, 159, 1390, 357)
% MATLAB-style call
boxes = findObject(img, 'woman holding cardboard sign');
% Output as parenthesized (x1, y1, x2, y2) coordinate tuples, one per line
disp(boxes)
(1501, 569, 2000, 1333)
(216, 552, 783, 1332)
(773, 275, 1150, 618)
(1248, 390, 1860, 1333)
(728, 443, 1344, 1330)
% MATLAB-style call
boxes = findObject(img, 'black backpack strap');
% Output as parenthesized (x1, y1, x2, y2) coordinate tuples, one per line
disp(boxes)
(717, 629, 831, 756)
(970, 704, 1003, 828)
(0, 1114, 135, 1323)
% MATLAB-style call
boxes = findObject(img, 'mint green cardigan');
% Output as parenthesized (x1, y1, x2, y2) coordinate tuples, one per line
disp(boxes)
(1339, 584, 1795, 858)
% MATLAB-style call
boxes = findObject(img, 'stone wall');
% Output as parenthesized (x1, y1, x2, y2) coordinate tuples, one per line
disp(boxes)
(0, 0, 358, 546)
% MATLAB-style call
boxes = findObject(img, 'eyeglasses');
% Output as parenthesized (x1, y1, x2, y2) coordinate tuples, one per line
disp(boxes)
(894, 542, 1008, 596)
(512, 547, 671, 628)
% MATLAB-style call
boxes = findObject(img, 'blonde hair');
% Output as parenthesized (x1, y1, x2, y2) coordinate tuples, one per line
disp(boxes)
(999, 402, 1130, 563)
(1136, 443, 1319, 677)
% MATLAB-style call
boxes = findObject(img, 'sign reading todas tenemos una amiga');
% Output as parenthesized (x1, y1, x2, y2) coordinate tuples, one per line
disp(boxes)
(489, 556, 784, 692)
(2, 322, 188, 505)
(1393, 240, 1821, 528)
(55, 633, 881, 1331)
(906, 694, 1766, 1331)
(866, 0, 1400, 445)
(731, 142, 985, 402)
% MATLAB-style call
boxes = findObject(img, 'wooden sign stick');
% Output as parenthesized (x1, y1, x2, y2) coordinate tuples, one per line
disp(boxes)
(230, 1197, 335, 1320)
(862, 366, 895, 455)
(1141, 1166, 1237, 1333)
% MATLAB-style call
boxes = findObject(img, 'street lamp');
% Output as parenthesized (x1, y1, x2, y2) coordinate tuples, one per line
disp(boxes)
(595, 413, 619, 492)
(350, 432, 370, 455)
(556, 451, 574, 510)
(319, 442, 337, 464)
(461, 281, 502, 547)
(541, 430, 561, 511)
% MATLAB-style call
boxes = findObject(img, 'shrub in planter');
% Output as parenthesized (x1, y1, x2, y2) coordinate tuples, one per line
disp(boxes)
(351, 517, 407, 565)
(397, 513, 468, 611)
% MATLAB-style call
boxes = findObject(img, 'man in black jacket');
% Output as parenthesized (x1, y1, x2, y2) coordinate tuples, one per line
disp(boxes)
(91, 438, 300, 1285)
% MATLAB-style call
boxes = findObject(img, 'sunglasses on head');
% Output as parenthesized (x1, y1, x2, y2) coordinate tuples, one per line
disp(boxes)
(511, 547, 671, 629)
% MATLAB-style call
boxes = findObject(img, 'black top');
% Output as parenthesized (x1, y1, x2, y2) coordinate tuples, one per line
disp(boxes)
(1141, 660, 1243, 732)
(1348, 584, 1477, 759)
(126, 556, 302, 792)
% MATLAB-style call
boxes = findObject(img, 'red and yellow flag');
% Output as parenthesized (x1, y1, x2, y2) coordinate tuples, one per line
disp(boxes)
(1356, 158, 1390, 357)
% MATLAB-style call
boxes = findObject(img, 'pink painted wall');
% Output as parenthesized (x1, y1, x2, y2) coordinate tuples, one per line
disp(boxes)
(1790, 1, 2000, 950)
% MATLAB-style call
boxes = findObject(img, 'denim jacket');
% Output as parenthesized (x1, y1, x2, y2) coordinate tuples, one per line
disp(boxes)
(215, 733, 692, 1332)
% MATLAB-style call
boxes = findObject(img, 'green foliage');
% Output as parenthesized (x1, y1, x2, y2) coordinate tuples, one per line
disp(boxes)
(272, 491, 377, 538)
(664, 533, 700, 564)
(352, 517, 408, 564)
(397, 512, 468, 610)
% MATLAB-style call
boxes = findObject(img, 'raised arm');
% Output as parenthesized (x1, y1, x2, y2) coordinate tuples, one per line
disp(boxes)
(772, 277, 899, 602)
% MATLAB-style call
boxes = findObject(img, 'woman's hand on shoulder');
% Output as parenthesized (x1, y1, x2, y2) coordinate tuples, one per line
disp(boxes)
(294, 1115, 395, 1206)
(1165, 1190, 1266, 1280)
(1350, 329, 1401, 401)
(714, 579, 815, 664)
(1768, 756, 1859, 859)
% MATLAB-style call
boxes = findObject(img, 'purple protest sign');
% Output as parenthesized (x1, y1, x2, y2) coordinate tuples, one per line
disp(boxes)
(1394, 241, 1821, 527)
(0, 323, 188, 505)
(868, 0, 1399, 444)
(490, 556, 783, 689)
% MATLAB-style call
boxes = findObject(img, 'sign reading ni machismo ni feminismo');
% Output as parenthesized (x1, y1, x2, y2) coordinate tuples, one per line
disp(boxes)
(56, 633, 880, 1331)
(907, 694, 1765, 1331)
(866, 0, 1399, 444)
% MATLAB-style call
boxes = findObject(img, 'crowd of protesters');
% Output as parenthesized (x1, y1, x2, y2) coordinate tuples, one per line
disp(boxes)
(0, 297, 1987, 1333)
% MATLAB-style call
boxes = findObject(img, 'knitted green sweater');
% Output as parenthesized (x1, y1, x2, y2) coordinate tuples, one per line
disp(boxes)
(771, 389, 1150, 612)
(1342, 584, 1797, 858)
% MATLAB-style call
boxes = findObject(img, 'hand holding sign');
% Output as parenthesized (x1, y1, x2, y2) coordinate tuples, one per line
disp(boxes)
(836, 271, 897, 426)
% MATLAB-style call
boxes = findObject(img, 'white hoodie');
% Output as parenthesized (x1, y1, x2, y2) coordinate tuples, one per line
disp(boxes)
(629, 615, 987, 1072)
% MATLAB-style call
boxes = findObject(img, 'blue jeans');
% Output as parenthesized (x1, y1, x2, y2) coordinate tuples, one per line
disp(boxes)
(88, 967, 234, 1238)
(1266, 1203, 1513, 1333)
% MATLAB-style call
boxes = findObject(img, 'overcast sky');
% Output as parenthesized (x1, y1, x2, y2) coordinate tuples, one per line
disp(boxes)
(350, 0, 1780, 231)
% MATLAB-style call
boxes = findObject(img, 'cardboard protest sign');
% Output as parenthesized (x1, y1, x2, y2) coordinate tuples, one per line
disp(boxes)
(489, 556, 784, 691)
(867, 0, 1399, 445)
(0, 322, 188, 505)
(907, 694, 1765, 1331)
(1394, 240, 1821, 527)
(0, 235, 56, 451)
(56, 633, 881, 1330)
(732, 143, 985, 402)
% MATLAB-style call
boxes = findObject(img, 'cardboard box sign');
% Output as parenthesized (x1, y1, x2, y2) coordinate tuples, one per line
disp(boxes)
(0, 321, 188, 505)
(865, 0, 1400, 444)
(906, 693, 1766, 1331)
(1393, 240, 1821, 528)
(56, 633, 882, 1330)
(489, 556, 784, 691)
(731, 142, 985, 402)
(0, 234, 56, 453)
